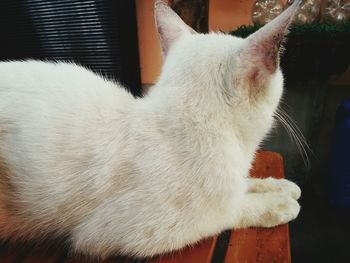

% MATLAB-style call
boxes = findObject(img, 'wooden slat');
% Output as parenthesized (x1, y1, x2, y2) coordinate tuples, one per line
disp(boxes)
(147, 236, 217, 263)
(64, 257, 89, 263)
(22, 252, 55, 263)
(20, 246, 63, 263)
(0, 247, 18, 263)
(250, 151, 285, 179)
(0, 244, 33, 263)
(224, 151, 291, 263)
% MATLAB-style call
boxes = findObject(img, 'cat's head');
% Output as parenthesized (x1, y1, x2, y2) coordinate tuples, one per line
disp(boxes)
(153, 0, 300, 142)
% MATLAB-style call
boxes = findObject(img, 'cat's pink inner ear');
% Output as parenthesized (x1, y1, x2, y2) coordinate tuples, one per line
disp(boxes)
(154, 0, 196, 57)
(244, 0, 300, 73)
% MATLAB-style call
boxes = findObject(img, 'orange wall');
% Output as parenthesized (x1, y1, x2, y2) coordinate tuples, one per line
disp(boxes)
(136, 0, 287, 85)
(136, 0, 162, 85)
(209, 0, 255, 32)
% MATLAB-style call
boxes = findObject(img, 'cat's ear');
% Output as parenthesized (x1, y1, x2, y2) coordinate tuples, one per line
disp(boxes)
(154, 0, 196, 57)
(240, 0, 300, 78)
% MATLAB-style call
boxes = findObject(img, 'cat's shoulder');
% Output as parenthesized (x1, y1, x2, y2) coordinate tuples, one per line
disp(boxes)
(0, 60, 136, 107)
(0, 60, 106, 80)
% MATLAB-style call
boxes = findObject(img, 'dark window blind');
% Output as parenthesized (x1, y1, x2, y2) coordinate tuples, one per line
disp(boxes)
(0, 0, 142, 96)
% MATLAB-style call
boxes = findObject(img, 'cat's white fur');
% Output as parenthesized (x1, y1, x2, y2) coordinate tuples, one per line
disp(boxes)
(0, 0, 301, 258)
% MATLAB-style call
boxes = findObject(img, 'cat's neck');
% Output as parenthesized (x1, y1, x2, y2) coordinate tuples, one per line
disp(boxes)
(135, 83, 268, 156)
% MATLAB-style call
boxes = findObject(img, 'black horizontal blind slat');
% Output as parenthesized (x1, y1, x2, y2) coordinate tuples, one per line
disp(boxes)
(0, 0, 142, 96)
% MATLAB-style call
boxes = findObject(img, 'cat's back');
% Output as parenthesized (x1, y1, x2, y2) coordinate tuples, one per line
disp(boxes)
(0, 60, 134, 114)
(0, 60, 135, 158)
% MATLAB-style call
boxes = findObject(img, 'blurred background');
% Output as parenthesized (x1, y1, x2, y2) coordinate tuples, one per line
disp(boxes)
(0, 0, 349, 262)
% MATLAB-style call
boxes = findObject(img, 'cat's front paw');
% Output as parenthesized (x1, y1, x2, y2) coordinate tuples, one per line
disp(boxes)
(248, 178, 301, 200)
(277, 179, 301, 200)
(259, 193, 300, 228)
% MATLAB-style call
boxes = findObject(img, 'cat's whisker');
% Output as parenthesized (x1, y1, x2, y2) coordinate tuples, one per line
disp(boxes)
(277, 109, 313, 154)
(275, 113, 308, 166)
(275, 113, 306, 163)
(274, 109, 311, 167)
(276, 110, 311, 167)
(275, 112, 308, 160)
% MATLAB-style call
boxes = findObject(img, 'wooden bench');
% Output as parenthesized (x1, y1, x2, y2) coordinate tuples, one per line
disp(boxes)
(0, 151, 290, 263)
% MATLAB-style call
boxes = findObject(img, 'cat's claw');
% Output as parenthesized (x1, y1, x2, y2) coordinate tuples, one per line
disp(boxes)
(279, 179, 301, 200)
(248, 178, 301, 200)
(259, 193, 301, 228)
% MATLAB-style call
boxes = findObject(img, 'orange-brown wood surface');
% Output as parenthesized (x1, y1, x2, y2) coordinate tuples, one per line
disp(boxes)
(0, 151, 290, 263)
(147, 236, 217, 263)
(251, 151, 285, 179)
(224, 151, 291, 263)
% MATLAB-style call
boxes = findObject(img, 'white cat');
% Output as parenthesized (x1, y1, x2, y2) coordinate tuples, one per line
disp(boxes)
(0, 0, 301, 259)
